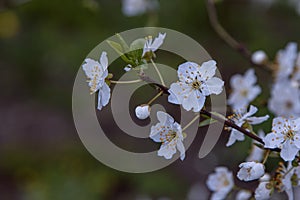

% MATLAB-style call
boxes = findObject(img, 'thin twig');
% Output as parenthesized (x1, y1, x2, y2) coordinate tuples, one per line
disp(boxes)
(139, 73, 280, 152)
(110, 79, 142, 84)
(200, 109, 264, 144)
(206, 0, 272, 72)
(151, 59, 166, 86)
(182, 114, 200, 131)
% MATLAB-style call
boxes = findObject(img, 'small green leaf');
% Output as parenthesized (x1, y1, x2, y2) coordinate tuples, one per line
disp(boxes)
(199, 118, 217, 127)
(211, 111, 227, 120)
(107, 40, 133, 64)
(106, 40, 123, 55)
(116, 33, 130, 52)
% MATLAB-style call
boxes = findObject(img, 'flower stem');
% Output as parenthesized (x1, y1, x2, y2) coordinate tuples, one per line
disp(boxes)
(283, 166, 295, 178)
(150, 59, 166, 86)
(182, 114, 200, 131)
(205, 0, 272, 72)
(110, 79, 142, 84)
(147, 90, 164, 105)
(138, 72, 281, 153)
(262, 149, 271, 165)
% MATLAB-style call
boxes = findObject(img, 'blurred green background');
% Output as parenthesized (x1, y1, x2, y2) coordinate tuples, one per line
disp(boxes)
(0, 0, 299, 199)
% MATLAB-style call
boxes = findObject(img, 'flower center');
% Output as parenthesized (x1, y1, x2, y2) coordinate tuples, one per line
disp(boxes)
(240, 89, 248, 97)
(165, 130, 177, 142)
(285, 101, 293, 109)
(192, 80, 201, 90)
(222, 178, 230, 187)
(285, 130, 295, 140)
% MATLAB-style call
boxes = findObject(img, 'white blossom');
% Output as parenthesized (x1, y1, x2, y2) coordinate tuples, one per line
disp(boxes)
(122, 0, 158, 17)
(268, 79, 300, 118)
(246, 130, 265, 162)
(228, 69, 261, 110)
(135, 105, 150, 120)
(82, 51, 111, 110)
(252, 50, 268, 64)
(278, 162, 294, 200)
(206, 167, 234, 200)
(254, 182, 272, 200)
(263, 117, 300, 161)
(226, 105, 269, 147)
(237, 161, 265, 181)
(142, 32, 166, 57)
(291, 53, 300, 88)
(150, 111, 185, 160)
(124, 64, 132, 72)
(276, 42, 298, 80)
(168, 60, 224, 112)
(236, 190, 252, 200)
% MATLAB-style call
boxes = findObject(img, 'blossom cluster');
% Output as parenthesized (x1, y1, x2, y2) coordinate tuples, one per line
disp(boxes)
(82, 33, 224, 160)
(207, 42, 300, 200)
(81, 31, 300, 199)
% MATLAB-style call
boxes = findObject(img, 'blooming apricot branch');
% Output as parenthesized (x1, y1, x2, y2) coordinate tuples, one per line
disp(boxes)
(81, 27, 300, 199)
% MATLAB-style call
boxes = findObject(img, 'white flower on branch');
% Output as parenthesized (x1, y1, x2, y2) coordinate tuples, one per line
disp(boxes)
(135, 105, 150, 120)
(122, 0, 158, 17)
(82, 51, 111, 110)
(252, 50, 268, 65)
(226, 105, 269, 147)
(291, 53, 300, 88)
(268, 79, 300, 118)
(237, 161, 265, 181)
(206, 167, 234, 200)
(263, 117, 300, 161)
(276, 42, 298, 80)
(228, 69, 261, 110)
(168, 60, 224, 112)
(236, 190, 252, 200)
(150, 111, 185, 160)
(142, 32, 166, 58)
(254, 182, 273, 200)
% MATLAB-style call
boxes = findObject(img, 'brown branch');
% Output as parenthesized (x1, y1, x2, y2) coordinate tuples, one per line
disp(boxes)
(206, 0, 272, 72)
(140, 72, 280, 152)
(200, 109, 264, 144)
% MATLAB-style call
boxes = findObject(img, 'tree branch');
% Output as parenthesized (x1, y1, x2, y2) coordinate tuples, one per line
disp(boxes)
(206, 0, 272, 72)
(139, 72, 280, 152)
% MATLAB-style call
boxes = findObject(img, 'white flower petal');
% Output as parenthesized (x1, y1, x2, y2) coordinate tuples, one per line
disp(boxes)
(150, 32, 166, 52)
(97, 83, 111, 110)
(198, 60, 217, 80)
(244, 69, 257, 86)
(237, 162, 265, 181)
(226, 129, 245, 147)
(247, 115, 269, 125)
(255, 182, 272, 200)
(280, 141, 299, 161)
(263, 132, 284, 148)
(158, 142, 177, 159)
(176, 140, 185, 160)
(177, 61, 199, 83)
(205, 77, 224, 95)
(100, 51, 108, 70)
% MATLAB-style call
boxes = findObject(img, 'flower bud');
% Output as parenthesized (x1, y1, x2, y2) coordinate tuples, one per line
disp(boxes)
(237, 161, 265, 181)
(251, 50, 268, 64)
(135, 104, 150, 120)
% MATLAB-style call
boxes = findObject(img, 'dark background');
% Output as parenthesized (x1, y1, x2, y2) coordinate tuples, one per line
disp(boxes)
(0, 0, 299, 199)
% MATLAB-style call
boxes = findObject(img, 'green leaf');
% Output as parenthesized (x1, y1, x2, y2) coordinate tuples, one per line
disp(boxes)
(106, 40, 133, 64)
(116, 33, 130, 52)
(210, 111, 227, 120)
(106, 40, 123, 55)
(199, 118, 217, 127)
